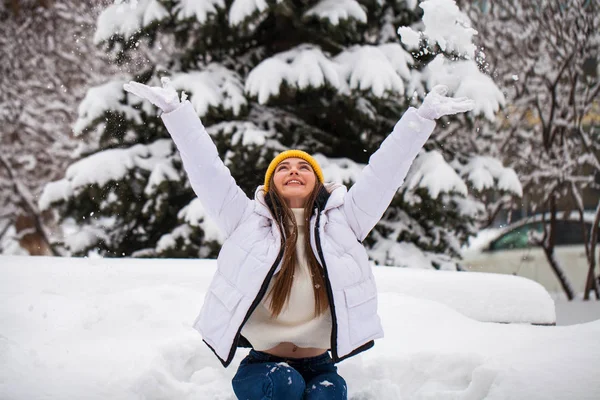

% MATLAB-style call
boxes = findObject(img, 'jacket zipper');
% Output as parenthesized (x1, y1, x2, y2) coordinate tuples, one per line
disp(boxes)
(312, 209, 339, 361)
(225, 242, 285, 366)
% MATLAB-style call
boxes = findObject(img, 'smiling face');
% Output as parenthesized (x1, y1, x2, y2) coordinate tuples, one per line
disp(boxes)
(272, 157, 317, 208)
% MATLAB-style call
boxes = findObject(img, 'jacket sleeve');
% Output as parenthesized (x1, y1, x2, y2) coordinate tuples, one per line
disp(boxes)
(161, 101, 251, 238)
(342, 107, 436, 241)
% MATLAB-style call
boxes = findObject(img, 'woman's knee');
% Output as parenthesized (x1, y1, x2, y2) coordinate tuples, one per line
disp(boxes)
(305, 372, 347, 400)
(268, 364, 306, 398)
(232, 362, 305, 400)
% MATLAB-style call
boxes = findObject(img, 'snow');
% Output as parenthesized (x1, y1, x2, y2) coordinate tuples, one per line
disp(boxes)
(174, 0, 225, 24)
(94, 0, 167, 44)
(2, 256, 598, 400)
(425, 55, 506, 121)
(375, 266, 554, 324)
(370, 239, 463, 273)
(461, 156, 523, 196)
(245, 43, 416, 102)
(453, 195, 486, 219)
(178, 199, 225, 243)
(304, 0, 367, 26)
(208, 120, 274, 149)
(289, 47, 341, 90)
(0, 226, 28, 256)
(245, 46, 341, 104)
(409, 0, 478, 58)
(63, 223, 111, 254)
(377, 43, 414, 82)
(229, 0, 269, 26)
(142, 0, 169, 27)
(397, 26, 421, 49)
(314, 154, 364, 184)
(405, 150, 469, 199)
(396, 0, 505, 121)
(462, 227, 503, 253)
(245, 58, 289, 104)
(39, 140, 173, 211)
(169, 65, 247, 117)
(156, 224, 193, 252)
(73, 80, 141, 136)
(144, 159, 180, 195)
(336, 46, 405, 97)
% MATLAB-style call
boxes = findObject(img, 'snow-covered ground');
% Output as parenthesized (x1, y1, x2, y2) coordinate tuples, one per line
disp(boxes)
(1, 256, 599, 400)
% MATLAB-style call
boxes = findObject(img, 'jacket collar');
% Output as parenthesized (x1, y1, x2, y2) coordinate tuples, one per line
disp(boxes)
(254, 183, 346, 218)
(254, 186, 275, 220)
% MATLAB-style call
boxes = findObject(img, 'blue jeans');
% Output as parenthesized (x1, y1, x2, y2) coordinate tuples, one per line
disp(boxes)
(232, 350, 347, 400)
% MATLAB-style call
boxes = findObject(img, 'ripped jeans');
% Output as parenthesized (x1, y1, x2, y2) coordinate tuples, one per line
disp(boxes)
(232, 350, 347, 400)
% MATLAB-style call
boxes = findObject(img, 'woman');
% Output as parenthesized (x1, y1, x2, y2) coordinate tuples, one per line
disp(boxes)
(124, 79, 474, 399)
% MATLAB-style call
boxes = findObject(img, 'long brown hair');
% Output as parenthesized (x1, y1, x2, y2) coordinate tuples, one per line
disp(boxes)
(265, 177, 329, 318)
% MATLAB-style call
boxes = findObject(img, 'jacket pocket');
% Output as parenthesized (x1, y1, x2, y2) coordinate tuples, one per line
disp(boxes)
(211, 273, 244, 312)
(344, 277, 379, 346)
(197, 273, 244, 342)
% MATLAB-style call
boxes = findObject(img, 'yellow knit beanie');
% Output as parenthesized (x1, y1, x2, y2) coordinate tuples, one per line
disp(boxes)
(264, 150, 324, 192)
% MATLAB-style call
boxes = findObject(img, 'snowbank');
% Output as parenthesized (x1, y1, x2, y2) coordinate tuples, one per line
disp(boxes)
(1, 256, 597, 400)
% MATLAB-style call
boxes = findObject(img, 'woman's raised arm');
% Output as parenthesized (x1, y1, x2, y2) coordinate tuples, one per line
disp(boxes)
(342, 85, 475, 241)
(124, 79, 251, 238)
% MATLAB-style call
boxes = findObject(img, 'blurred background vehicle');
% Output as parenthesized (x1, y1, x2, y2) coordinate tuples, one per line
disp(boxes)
(461, 213, 599, 295)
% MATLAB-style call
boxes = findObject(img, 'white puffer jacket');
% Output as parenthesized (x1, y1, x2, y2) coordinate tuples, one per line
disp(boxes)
(161, 102, 435, 367)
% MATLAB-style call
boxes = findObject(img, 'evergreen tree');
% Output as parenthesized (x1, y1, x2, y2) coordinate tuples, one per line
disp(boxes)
(41, 0, 519, 267)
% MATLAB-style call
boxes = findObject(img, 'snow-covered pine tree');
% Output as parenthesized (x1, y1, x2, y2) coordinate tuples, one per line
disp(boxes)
(40, 0, 519, 267)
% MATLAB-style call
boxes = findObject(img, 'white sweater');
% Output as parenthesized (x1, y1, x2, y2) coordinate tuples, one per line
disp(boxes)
(241, 208, 332, 350)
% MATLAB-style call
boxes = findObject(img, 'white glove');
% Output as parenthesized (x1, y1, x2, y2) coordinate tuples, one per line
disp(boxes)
(123, 77, 182, 113)
(417, 85, 475, 120)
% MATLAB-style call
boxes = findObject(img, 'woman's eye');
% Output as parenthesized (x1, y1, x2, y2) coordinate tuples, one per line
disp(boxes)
(300, 165, 309, 170)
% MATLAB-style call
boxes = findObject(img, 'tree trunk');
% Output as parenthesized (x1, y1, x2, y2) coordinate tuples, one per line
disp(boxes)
(0, 153, 62, 256)
(584, 201, 600, 299)
(542, 196, 576, 300)
(9, 0, 20, 16)
(15, 214, 53, 255)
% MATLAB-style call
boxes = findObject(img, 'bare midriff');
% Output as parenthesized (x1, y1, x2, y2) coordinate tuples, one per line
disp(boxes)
(263, 342, 328, 358)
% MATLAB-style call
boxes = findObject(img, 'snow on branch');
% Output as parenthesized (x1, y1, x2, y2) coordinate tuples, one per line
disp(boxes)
(245, 43, 416, 102)
(425, 55, 505, 121)
(335, 45, 407, 97)
(229, 0, 271, 26)
(304, 0, 367, 26)
(73, 80, 142, 136)
(39, 140, 174, 211)
(460, 156, 523, 197)
(178, 198, 224, 243)
(313, 154, 364, 184)
(398, 0, 477, 58)
(404, 150, 468, 199)
(174, 0, 225, 24)
(208, 121, 272, 147)
(63, 224, 111, 255)
(377, 43, 414, 82)
(94, 0, 168, 44)
(245, 45, 341, 104)
(169, 65, 247, 117)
